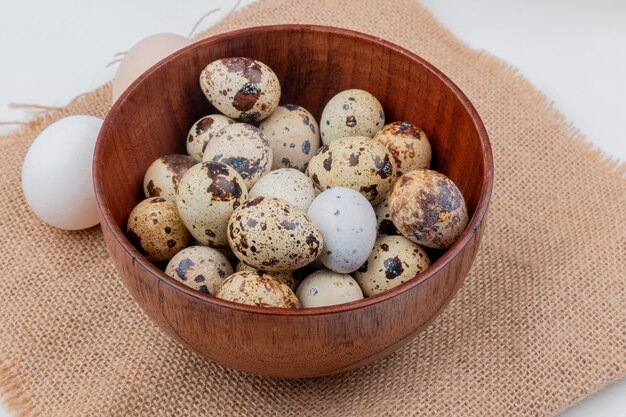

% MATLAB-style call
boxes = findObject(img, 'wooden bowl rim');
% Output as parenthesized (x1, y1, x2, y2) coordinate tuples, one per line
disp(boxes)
(94, 24, 494, 317)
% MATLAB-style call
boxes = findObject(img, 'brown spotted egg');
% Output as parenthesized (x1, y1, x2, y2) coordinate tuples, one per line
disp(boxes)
(248, 168, 316, 212)
(127, 197, 190, 262)
(296, 269, 363, 308)
(320, 89, 385, 144)
(165, 246, 233, 295)
(227, 197, 323, 272)
(186, 114, 235, 161)
(202, 123, 272, 189)
(199, 57, 280, 122)
(353, 235, 431, 296)
(306, 136, 397, 205)
(216, 270, 300, 308)
(258, 104, 320, 171)
(374, 198, 399, 236)
(142, 154, 196, 201)
(176, 161, 248, 247)
(388, 170, 468, 249)
(235, 261, 296, 291)
(374, 121, 432, 176)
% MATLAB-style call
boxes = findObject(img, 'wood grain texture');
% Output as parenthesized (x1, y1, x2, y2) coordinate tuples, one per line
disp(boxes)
(93, 25, 493, 378)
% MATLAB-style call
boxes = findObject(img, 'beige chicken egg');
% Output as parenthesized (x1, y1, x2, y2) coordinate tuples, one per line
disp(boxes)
(199, 57, 281, 122)
(186, 114, 235, 161)
(176, 161, 248, 247)
(306, 136, 396, 205)
(235, 261, 296, 291)
(127, 197, 190, 262)
(296, 269, 363, 308)
(388, 170, 468, 249)
(202, 123, 272, 189)
(373, 121, 432, 176)
(248, 168, 316, 212)
(258, 104, 320, 171)
(142, 154, 197, 201)
(353, 235, 431, 296)
(227, 197, 323, 272)
(165, 246, 233, 295)
(374, 198, 399, 236)
(216, 270, 300, 308)
(320, 89, 385, 144)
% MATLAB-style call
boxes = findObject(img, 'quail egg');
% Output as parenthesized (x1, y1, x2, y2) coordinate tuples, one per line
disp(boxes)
(248, 168, 316, 212)
(186, 114, 235, 161)
(227, 197, 323, 272)
(235, 261, 296, 291)
(258, 104, 320, 171)
(127, 197, 190, 262)
(176, 161, 248, 247)
(388, 170, 468, 249)
(374, 198, 399, 236)
(142, 154, 197, 201)
(373, 121, 432, 176)
(165, 246, 233, 295)
(306, 136, 396, 205)
(320, 89, 384, 144)
(353, 235, 431, 296)
(216, 270, 300, 308)
(199, 57, 281, 122)
(202, 123, 272, 189)
(296, 269, 363, 307)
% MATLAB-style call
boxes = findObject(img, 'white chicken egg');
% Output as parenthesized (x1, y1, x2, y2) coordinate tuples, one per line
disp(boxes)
(21, 115, 103, 230)
(306, 187, 377, 273)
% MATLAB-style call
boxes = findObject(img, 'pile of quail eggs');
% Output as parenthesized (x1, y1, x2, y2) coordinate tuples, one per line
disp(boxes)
(127, 57, 469, 309)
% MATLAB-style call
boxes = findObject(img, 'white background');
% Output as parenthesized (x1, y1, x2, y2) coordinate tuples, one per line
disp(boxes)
(0, 1, 624, 416)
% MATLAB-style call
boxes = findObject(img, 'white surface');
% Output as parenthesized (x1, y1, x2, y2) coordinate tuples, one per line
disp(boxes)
(0, 1, 624, 416)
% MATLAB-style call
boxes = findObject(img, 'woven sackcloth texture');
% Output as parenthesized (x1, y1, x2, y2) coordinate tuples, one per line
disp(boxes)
(1, 0, 625, 416)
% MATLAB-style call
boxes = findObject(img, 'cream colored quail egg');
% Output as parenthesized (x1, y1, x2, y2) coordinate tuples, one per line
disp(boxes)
(306, 136, 396, 205)
(320, 89, 384, 144)
(296, 269, 363, 308)
(142, 154, 197, 201)
(227, 196, 323, 272)
(176, 161, 248, 247)
(374, 198, 399, 236)
(186, 114, 235, 161)
(202, 123, 272, 189)
(216, 270, 300, 308)
(235, 261, 296, 291)
(165, 246, 233, 295)
(248, 168, 316, 212)
(373, 121, 432, 176)
(258, 104, 320, 171)
(127, 197, 190, 262)
(388, 170, 468, 249)
(353, 235, 431, 296)
(199, 57, 281, 122)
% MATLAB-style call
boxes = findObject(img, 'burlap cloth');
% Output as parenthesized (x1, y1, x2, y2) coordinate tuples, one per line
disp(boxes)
(1, 0, 624, 416)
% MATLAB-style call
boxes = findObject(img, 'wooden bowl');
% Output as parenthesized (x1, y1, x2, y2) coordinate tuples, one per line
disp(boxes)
(94, 25, 493, 378)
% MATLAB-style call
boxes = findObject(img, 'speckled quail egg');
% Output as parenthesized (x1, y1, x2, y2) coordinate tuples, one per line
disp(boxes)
(373, 121, 432, 176)
(296, 269, 363, 308)
(165, 246, 233, 295)
(142, 154, 197, 201)
(127, 197, 191, 262)
(202, 123, 272, 189)
(176, 161, 248, 247)
(307, 187, 377, 273)
(186, 114, 235, 161)
(216, 270, 300, 308)
(374, 198, 399, 236)
(388, 170, 468, 249)
(320, 89, 384, 144)
(235, 261, 296, 291)
(199, 57, 281, 122)
(307, 136, 396, 205)
(353, 235, 431, 296)
(227, 196, 323, 272)
(248, 168, 316, 212)
(258, 104, 320, 171)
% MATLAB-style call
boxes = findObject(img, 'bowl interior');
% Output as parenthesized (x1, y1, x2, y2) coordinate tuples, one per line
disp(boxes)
(96, 25, 490, 301)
